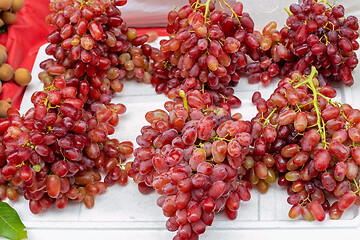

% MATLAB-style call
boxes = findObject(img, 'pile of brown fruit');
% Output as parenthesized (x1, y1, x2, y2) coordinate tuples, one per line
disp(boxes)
(0, 0, 31, 118)
(0, 43, 31, 85)
(0, 44, 32, 118)
(0, 0, 24, 30)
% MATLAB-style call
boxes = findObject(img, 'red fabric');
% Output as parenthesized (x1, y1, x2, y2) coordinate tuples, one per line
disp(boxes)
(0, 0, 53, 109)
(136, 27, 168, 37)
(0, 0, 168, 109)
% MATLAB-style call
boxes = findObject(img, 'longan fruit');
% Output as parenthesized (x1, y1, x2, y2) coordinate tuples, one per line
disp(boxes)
(0, 49, 7, 65)
(0, 99, 11, 119)
(1, 11, 17, 25)
(0, 63, 13, 81)
(0, 44, 6, 52)
(11, 0, 23, 12)
(14, 68, 31, 86)
(0, 0, 12, 11)
(0, 18, 4, 28)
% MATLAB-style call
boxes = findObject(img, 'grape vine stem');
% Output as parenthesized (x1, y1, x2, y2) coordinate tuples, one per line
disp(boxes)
(353, 179, 360, 195)
(220, 0, 241, 25)
(179, 90, 189, 112)
(284, 7, 292, 16)
(259, 107, 277, 127)
(204, 0, 212, 18)
(294, 66, 328, 148)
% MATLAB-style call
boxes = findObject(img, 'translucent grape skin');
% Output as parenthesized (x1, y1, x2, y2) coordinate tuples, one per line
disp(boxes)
(308, 200, 325, 221)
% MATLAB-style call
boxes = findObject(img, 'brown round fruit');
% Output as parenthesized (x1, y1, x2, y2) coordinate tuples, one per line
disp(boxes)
(0, 49, 7, 65)
(0, 18, 4, 28)
(14, 68, 32, 86)
(11, 0, 23, 12)
(0, 99, 11, 119)
(0, 63, 14, 81)
(0, 44, 6, 52)
(1, 11, 17, 25)
(0, 0, 12, 11)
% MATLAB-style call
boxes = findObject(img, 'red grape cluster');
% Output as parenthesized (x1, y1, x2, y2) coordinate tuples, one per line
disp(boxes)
(277, 0, 359, 85)
(40, 0, 152, 96)
(0, 0, 138, 214)
(129, 91, 252, 239)
(250, 66, 360, 221)
(0, 89, 132, 213)
(150, 0, 260, 110)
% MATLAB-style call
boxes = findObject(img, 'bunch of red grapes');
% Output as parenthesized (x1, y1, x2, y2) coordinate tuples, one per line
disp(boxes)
(244, 0, 359, 86)
(0, 0, 151, 214)
(250, 66, 360, 221)
(277, 0, 359, 85)
(129, 90, 252, 239)
(149, 0, 260, 111)
(40, 0, 152, 96)
(0, 91, 132, 213)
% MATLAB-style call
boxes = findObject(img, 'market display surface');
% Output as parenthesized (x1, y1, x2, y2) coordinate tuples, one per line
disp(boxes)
(0, 0, 360, 239)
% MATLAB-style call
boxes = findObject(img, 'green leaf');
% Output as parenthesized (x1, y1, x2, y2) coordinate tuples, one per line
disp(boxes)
(0, 202, 27, 240)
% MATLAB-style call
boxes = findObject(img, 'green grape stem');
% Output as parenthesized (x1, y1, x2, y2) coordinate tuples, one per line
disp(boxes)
(179, 90, 189, 112)
(192, 0, 201, 10)
(300, 194, 311, 206)
(353, 179, 360, 195)
(220, 0, 241, 25)
(260, 107, 278, 127)
(284, 7, 292, 16)
(212, 135, 234, 142)
(204, 0, 212, 18)
(294, 66, 328, 148)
